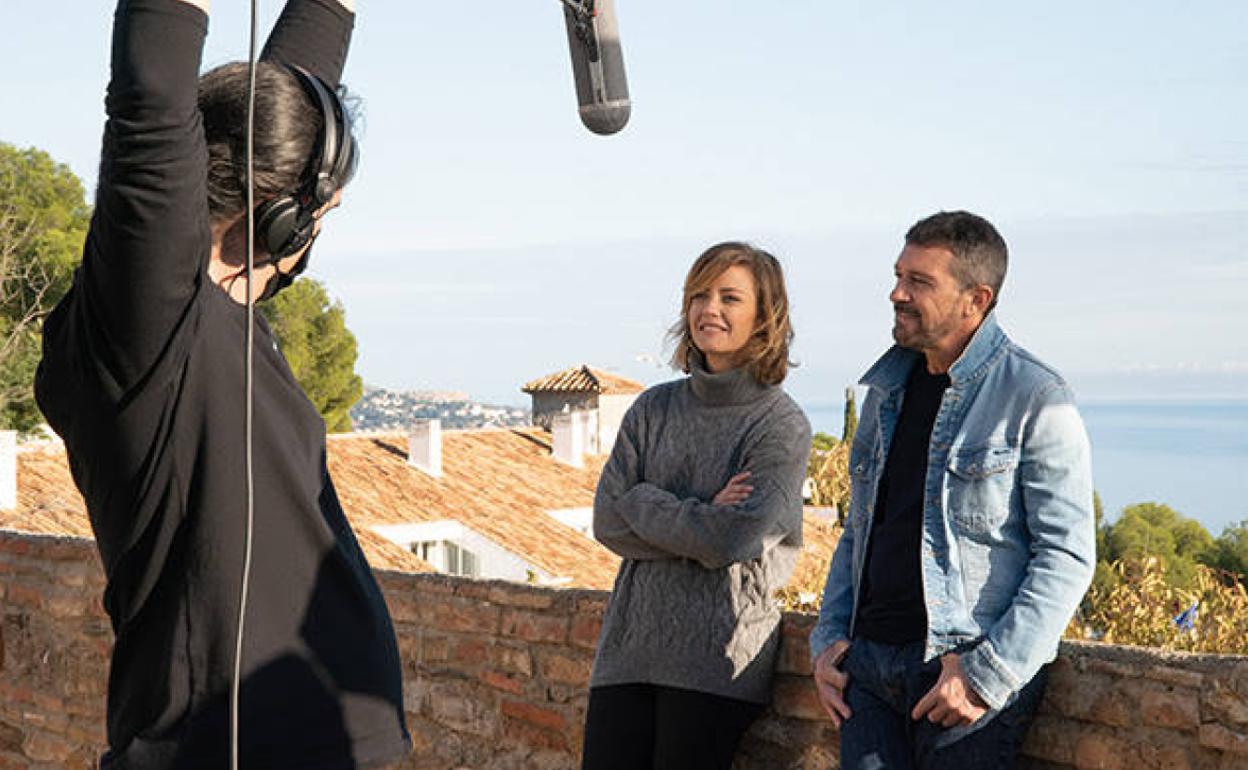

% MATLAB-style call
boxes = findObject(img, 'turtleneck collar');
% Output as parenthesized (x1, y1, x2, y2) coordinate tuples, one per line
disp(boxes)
(688, 350, 773, 406)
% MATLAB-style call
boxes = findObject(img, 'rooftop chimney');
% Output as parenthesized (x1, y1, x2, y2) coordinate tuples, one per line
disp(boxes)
(552, 412, 584, 468)
(408, 419, 443, 478)
(0, 430, 16, 511)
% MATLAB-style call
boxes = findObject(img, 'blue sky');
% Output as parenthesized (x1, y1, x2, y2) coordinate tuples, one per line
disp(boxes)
(4, 0, 1246, 406)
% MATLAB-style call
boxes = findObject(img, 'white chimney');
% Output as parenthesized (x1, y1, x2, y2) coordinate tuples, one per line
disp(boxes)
(0, 430, 16, 511)
(408, 419, 443, 478)
(552, 412, 584, 468)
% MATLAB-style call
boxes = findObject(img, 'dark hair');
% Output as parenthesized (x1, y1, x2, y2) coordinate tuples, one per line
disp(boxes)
(198, 62, 358, 224)
(668, 241, 795, 386)
(905, 210, 1008, 310)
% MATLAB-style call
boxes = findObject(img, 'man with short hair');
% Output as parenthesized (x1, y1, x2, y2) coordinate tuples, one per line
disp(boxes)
(810, 210, 1095, 769)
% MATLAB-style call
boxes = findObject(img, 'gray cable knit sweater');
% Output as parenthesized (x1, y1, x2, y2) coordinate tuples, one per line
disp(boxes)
(590, 361, 812, 704)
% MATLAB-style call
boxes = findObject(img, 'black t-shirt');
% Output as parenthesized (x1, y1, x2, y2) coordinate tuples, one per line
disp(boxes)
(35, 1, 410, 768)
(854, 361, 950, 644)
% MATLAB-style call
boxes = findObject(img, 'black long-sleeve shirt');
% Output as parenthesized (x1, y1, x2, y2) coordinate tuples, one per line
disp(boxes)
(35, 1, 411, 767)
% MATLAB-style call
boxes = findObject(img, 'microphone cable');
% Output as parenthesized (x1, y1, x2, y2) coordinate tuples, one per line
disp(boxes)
(231, 0, 261, 766)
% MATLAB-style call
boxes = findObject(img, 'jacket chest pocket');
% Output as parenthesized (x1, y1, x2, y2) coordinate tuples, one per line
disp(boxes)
(945, 445, 1018, 535)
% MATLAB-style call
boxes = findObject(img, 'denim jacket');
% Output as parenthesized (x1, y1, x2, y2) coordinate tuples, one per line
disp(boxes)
(810, 314, 1096, 710)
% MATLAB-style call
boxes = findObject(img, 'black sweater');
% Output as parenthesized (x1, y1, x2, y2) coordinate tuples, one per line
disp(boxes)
(35, 1, 410, 767)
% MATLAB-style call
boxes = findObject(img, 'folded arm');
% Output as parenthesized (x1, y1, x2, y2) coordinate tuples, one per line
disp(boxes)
(593, 398, 682, 560)
(617, 411, 811, 570)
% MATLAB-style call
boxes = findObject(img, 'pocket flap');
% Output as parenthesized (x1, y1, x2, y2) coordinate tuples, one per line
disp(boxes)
(948, 445, 1019, 479)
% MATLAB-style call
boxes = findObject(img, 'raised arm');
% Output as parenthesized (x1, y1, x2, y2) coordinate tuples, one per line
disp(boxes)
(81, 0, 211, 392)
(617, 409, 811, 570)
(262, 0, 357, 87)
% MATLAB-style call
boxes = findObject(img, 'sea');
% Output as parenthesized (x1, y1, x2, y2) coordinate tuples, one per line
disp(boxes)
(801, 399, 1248, 535)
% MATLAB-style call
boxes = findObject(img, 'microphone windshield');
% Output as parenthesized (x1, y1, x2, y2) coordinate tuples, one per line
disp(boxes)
(562, 0, 631, 135)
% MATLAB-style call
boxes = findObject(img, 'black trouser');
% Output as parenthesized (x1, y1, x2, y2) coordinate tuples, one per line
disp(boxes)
(581, 683, 765, 770)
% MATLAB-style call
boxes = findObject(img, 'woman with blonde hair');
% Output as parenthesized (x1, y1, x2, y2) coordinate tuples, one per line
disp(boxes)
(583, 242, 812, 770)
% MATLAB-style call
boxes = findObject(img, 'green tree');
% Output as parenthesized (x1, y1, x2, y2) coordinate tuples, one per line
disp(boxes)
(811, 431, 839, 452)
(260, 278, 362, 433)
(841, 386, 858, 444)
(1084, 491, 1121, 603)
(1103, 502, 1214, 588)
(1207, 520, 1248, 582)
(1, 143, 89, 432)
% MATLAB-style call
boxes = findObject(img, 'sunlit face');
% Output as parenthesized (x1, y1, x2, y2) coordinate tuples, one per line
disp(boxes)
(688, 264, 759, 372)
(889, 244, 977, 355)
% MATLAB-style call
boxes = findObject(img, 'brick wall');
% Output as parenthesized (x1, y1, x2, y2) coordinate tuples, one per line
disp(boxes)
(2, 529, 1247, 769)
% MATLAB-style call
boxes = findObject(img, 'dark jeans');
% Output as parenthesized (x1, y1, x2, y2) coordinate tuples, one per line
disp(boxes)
(581, 683, 765, 770)
(839, 638, 1047, 770)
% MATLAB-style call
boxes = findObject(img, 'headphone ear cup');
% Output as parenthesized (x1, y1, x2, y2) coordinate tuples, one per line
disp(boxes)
(255, 195, 302, 258)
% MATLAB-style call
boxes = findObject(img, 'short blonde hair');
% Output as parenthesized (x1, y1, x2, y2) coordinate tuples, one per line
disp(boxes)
(668, 241, 795, 386)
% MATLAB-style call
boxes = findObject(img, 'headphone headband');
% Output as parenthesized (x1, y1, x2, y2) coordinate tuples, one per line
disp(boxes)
(254, 64, 357, 260)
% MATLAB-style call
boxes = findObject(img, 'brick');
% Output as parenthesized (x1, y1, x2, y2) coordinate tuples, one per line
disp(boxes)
(1073, 732, 1129, 770)
(489, 644, 533, 677)
(5, 584, 42, 610)
(500, 700, 568, 732)
(1204, 679, 1248, 727)
(423, 598, 502, 635)
(449, 638, 489, 667)
(1043, 673, 1132, 727)
(384, 591, 422, 624)
(1020, 714, 1074, 765)
(775, 632, 812, 676)
(1200, 723, 1248, 755)
(37, 538, 96, 562)
(22, 729, 74, 762)
(572, 594, 608, 616)
(53, 563, 98, 590)
(537, 652, 591, 687)
(411, 575, 457, 597)
(1084, 658, 1139, 680)
(1139, 687, 1199, 730)
(487, 584, 555, 610)
(479, 669, 526, 695)
(1142, 666, 1203, 689)
(568, 616, 601, 650)
(0, 538, 32, 556)
(0, 720, 22, 753)
(45, 591, 93, 619)
(427, 682, 497, 737)
(500, 610, 567, 644)
(452, 581, 494, 601)
(502, 715, 570, 753)
(771, 675, 826, 722)
(1135, 744, 1191, 770)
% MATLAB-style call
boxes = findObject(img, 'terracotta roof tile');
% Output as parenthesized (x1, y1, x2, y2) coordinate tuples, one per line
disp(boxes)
(326, 429, 620, 588)
(4, 435, 837, 595)
(521, 364, 644, 396)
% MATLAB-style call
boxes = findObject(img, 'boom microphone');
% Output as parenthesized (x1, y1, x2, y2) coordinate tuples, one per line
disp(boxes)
(561, 0, 630, 135)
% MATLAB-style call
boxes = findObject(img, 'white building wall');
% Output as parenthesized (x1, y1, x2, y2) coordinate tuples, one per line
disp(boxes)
(596, 394, 637, 456)
(370, 521, 558, 584)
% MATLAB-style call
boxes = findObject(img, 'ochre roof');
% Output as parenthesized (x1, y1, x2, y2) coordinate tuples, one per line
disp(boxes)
(521, 364, 644, 396)
(326, 429, 619, 588)
(0, 442, 435, 575)
(2, 436, 839, 594)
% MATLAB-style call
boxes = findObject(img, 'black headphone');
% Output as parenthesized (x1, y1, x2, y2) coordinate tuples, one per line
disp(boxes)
(253, 64, 357, 260)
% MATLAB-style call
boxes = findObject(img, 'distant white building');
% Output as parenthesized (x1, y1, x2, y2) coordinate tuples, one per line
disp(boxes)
(522, 364, 644, 456)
